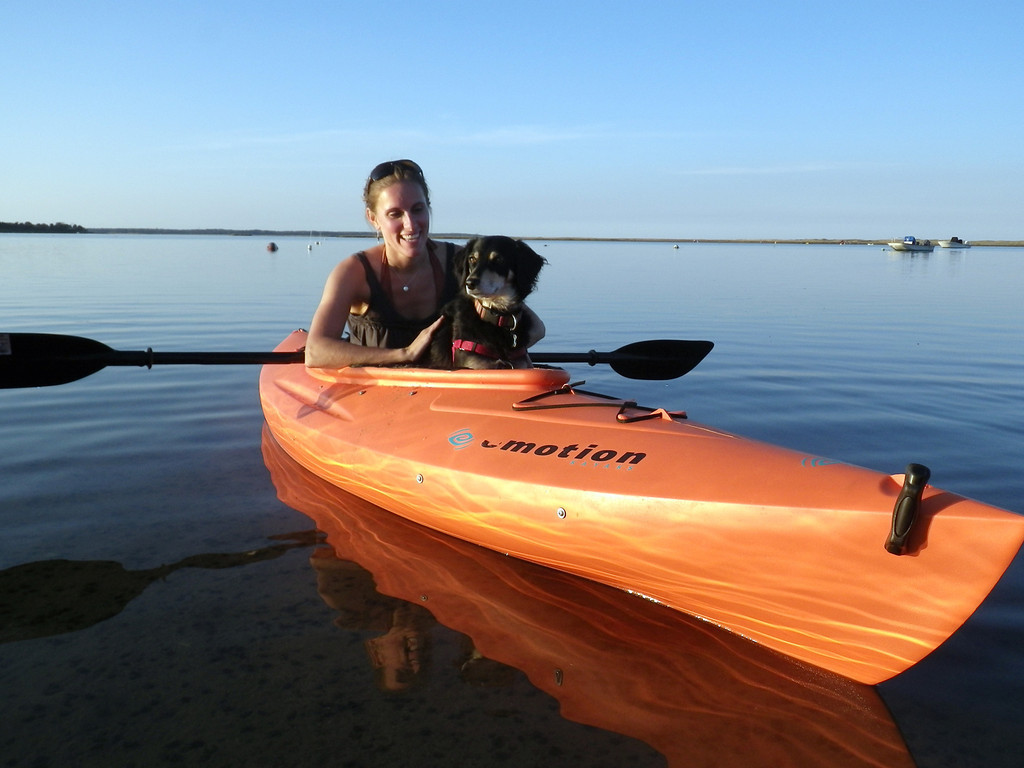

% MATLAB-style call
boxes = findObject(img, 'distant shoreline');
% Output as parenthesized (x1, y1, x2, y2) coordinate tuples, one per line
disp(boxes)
(76, 231, 1024, 247)
(4, 226, 1021, 247)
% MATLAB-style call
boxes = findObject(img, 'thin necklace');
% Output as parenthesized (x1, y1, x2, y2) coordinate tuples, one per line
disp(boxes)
(382, 244, 415, 292)
(380, 242, 442, 303)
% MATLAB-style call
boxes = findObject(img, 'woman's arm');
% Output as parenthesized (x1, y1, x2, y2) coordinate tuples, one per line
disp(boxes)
(305, 257, 441, 368)
(520, 304, 546, 347)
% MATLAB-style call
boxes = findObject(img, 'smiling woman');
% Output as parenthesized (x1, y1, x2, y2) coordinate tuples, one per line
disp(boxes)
(303, 159, 546, 370)
(302, 159, 459, 368)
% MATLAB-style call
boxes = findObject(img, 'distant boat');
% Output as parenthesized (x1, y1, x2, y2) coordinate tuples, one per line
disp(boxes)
(888, 236, 935, 252)
(938, 237, 971, 249)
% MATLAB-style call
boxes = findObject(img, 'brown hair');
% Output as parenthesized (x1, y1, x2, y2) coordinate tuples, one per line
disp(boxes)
(362, 159, 431, 212)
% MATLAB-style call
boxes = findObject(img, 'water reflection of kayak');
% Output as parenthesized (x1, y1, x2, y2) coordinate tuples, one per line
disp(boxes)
(262, 427, 915, 768)
(260, 329, 1024, 684)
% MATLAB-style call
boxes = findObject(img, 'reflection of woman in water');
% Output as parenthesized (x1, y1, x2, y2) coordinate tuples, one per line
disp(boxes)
(312, 549, 434, 692)
(364, 603, 434, 692)
(311, 548, 514, 692)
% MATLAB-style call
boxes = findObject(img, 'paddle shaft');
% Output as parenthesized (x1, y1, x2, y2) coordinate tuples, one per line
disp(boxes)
(85, 349, 306, 367)
(533, 351, 641, 365)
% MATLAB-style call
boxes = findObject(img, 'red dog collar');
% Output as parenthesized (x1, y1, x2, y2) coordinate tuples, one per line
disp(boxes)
(452, 339, 528, 365)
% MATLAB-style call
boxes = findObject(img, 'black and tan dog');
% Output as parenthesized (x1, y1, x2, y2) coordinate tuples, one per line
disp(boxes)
(428, 236, 546, 369)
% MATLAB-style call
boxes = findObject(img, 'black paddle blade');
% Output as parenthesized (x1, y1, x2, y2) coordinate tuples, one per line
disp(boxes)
(0, 333, 114, 389)
(529, 339, 714, 381)
(609, 339, 714, 380)
(1, 333, 309, 389)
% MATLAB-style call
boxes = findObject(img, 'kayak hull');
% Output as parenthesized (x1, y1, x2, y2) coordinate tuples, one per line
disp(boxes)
(260, 330, 1024, 683)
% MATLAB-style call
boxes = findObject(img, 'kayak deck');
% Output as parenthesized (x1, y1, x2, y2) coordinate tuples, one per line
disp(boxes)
(260, 330, 1024, 683)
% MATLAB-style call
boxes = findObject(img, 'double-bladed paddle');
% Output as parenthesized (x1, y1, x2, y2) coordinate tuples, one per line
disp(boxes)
(0, 332, 713, 388)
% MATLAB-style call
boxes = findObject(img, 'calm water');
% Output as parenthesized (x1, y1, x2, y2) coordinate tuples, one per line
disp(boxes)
(2, 234, 1022, 767)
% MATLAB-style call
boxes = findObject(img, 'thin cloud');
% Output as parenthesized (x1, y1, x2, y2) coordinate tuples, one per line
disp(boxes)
(164, 123, 695, 153)
(447, 124, 705, 146)
(164, 128, 377, 153)
(679, 161, 892, 176)
(449, 126, 604, 145)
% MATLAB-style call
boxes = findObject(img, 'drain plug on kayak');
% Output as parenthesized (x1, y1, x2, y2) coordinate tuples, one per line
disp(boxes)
(557, 507, 567, 519)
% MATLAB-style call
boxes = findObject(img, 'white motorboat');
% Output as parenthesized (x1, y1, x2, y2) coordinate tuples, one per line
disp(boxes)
(888, 236, 935, 252)
(938, 237, 971, 249)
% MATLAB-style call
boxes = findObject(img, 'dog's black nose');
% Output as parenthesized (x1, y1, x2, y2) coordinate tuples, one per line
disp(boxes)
(465, 277, 479, 290)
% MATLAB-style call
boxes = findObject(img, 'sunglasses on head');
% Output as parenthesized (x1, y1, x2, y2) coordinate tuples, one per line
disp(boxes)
(368, 159, 424, 183)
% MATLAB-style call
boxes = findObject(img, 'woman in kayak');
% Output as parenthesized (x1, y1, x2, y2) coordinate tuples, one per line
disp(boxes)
(305, 159, 544, 368)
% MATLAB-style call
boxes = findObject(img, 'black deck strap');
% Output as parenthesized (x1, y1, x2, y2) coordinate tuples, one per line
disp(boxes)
(512, 382, 686, 421)
(513, 381, 632, 411)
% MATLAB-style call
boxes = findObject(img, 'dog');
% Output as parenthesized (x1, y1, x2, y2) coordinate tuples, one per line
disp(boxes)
(427, 236, 546, 370)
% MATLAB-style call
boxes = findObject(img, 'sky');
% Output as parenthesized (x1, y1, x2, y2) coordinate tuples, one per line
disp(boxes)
(3, 0, 1022, 239)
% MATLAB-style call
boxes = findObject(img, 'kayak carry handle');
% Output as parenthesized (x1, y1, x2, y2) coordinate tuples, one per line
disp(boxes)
(885, 463, 931, 555)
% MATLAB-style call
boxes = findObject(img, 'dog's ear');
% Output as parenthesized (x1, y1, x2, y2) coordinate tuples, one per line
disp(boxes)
(454, 239, 478, 287)
(513, 240, 546, 295)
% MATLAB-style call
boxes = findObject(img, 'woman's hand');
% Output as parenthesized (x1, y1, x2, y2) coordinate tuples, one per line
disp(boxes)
(403, 316, 445, 363)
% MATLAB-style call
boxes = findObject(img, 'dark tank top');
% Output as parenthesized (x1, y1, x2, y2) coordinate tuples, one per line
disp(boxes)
(347, 241, 458, 349)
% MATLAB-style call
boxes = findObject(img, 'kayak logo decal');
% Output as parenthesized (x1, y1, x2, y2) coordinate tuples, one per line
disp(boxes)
(448, 429, 475, 450)
(487, 439, 647, 468)
(448, 430, 646, 468)
(801, 456, 841, 467)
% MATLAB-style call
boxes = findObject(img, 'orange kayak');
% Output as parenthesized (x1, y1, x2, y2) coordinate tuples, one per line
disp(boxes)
(260, 330, 1024, 684)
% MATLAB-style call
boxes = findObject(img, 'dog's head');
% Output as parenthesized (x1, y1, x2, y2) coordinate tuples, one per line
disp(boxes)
(456, 236, 546, 312)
